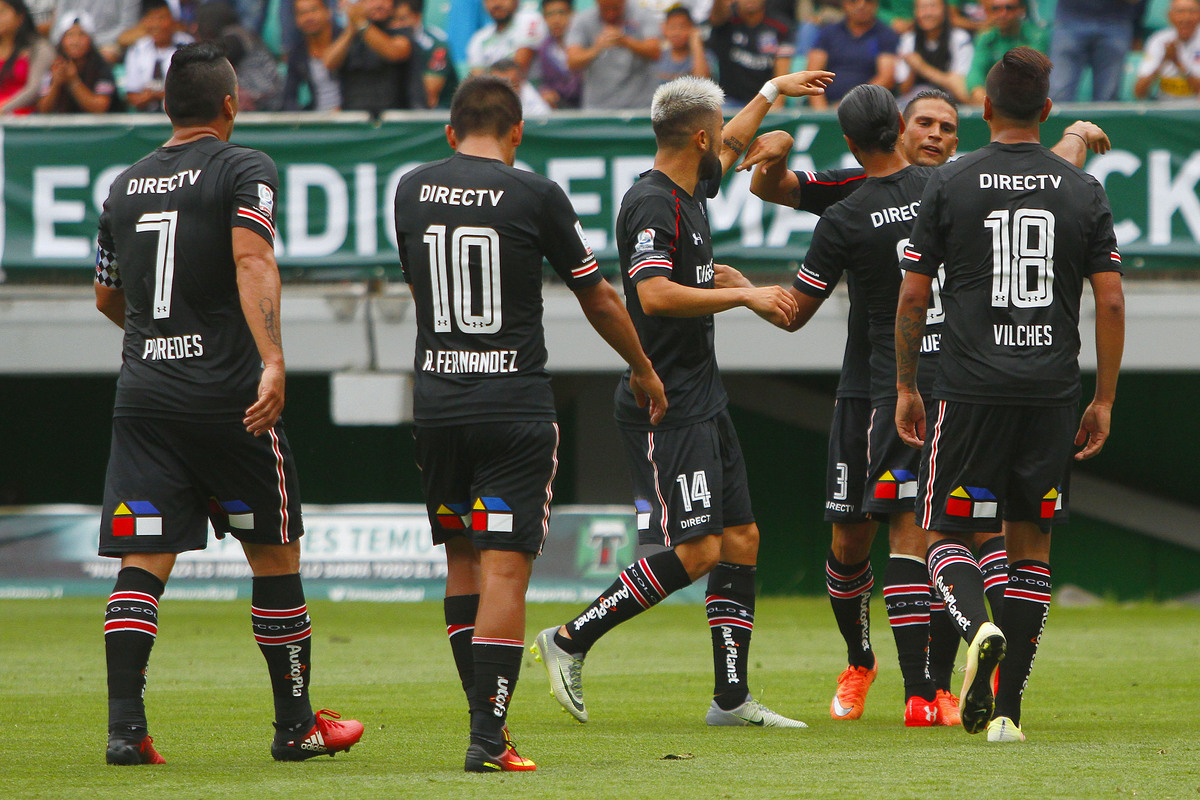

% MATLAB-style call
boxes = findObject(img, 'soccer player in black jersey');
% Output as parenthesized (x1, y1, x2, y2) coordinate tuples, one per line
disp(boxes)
(392, 75, 667, 772)
(895, 47, 1125, 741)
(744, 91, 1110, 725)
(94, 43, 363, 766)
(533, 70, 835, 730)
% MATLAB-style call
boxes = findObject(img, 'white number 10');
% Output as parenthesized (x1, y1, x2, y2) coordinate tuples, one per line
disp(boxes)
(422, 224, 503, 335)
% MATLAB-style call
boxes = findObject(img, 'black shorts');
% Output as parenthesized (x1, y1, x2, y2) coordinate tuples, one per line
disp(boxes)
(863, 401, 923, 516)
(414, 421, 559, 555)
(916, 401, 1075, 534)
(824, 397, 871, 523)
(620, 409, 754, 548)
(99, 417, 304, 556)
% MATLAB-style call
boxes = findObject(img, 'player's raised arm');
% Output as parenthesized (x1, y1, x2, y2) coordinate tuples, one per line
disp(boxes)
(234, 225, 286, 436)
(1050, 120, 1112, 167)
(718, 70, 834, 175)
(743, 130, 801, 207)
(574, 279, 668, 424)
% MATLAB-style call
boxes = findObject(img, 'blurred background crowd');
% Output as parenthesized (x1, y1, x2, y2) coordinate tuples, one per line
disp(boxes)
(2, 0, 1195, 118)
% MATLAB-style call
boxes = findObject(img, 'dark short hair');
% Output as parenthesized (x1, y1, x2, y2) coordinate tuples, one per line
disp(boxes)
(664, 4, 693, 22)
(164, 42, 237, 125)
(985, 46, 1051, 122)
(903, 88, 957, 121)
(542, 0, 573, 8)
(837, 84, 900, 153)
(450, 75, 522, 138)
(396, 0, 424, 14)
(141, 0, 171, 16)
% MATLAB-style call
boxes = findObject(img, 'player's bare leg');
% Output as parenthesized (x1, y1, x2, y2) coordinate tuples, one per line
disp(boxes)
(828, 521, 879, 720)
(464, 549, 537, 771)
(989, 522, 1051, 742)
(243, 540, 364, 761)
(105, 552, 176, 765)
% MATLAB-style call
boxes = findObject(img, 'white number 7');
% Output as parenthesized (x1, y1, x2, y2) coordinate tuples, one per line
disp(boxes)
(136, 210, 179, 320)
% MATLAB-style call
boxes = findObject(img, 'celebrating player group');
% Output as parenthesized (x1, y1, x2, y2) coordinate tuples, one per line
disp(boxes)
(94, 38, 1122, 772)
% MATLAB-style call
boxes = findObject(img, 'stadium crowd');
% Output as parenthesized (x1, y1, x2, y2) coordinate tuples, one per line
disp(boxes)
(4, 0, 1195, 117)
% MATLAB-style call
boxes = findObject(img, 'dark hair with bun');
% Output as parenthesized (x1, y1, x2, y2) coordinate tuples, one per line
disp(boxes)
(837, 84, 900, 153)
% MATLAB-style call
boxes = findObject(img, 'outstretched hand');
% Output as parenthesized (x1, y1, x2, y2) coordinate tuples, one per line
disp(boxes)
(771, 70, 835, 98)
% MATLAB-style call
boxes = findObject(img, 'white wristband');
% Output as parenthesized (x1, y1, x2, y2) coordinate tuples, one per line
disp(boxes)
(758, 80, 780, 103)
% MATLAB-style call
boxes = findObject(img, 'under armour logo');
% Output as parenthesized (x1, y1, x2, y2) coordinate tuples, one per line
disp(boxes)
(692, 232, 703, 245)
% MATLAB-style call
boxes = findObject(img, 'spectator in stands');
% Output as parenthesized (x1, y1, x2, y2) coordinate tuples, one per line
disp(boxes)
(807, 0, 898, 108)
(194, 1, 283, 110)
(325, 0, 413, 114)
(278, 0, 337, 55)
(466, 0, 544, 75)
(489, 54, 551, 113)
(895, 0, 972, 102)
(709, 0, 793, 105)
(283, 0, 342, 110)
(566, 0, 660, 109)
(655, 4, 711, 83)
(56, 0, 139, 62)
(1135, 0, 1200, 98)
(392, 0, 457, 108)
(27, 0, 52, 36)
(964, 0, 1046, 103)
(533, 0, 581, 108)
(1050, 0, 1139, 102)
(123, 0, 192, 112)
(36, 10, 120, 112)
(0, 0, 51, 114)
(794, 0, 844, 55)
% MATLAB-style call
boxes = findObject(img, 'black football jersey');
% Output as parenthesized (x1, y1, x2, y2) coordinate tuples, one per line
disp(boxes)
(904, 142, 1121, 405)
(394, 153, 602, 425)
(794, 165, 942, 404)
(96, 137, 278, 422)
(613, 171, 725, 431)
(793, 167, 870, 400)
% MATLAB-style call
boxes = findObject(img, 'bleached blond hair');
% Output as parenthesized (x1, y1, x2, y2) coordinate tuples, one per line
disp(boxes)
(650, 76, 725, 149)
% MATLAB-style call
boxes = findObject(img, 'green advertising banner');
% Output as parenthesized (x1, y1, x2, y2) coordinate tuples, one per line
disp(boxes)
(4, 107, 1199, 275)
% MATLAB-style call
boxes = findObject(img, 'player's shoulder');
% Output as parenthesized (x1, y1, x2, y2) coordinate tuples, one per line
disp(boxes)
(395, 156, 455, 193)
(619, 174, 680, 222)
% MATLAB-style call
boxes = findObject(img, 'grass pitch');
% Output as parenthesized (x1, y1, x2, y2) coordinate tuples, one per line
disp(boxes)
(6, 597, 1198, 799)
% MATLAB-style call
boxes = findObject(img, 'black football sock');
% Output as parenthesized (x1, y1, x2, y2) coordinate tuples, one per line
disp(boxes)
(706, 562, 756, 710)
(825, 550, 875, 669)
(978, 535, 1009, 622)
(555, 549, 691, 656)
(469, 638, 524, 750)
(252, 573, 315, 730)
(444, 594, 480, 713)
(106, 567, 165, 737)
(995, 560, 1051, 726)
(883, 556, 936, 702)
(927, 584, 961, 692)
(926, 539, 991, 645)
